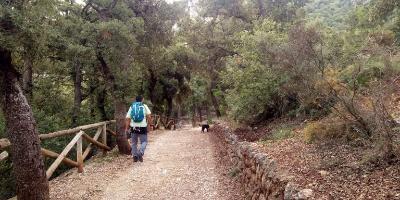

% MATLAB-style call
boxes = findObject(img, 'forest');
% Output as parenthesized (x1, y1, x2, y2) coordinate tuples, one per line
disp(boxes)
(0, 0, 399, 199)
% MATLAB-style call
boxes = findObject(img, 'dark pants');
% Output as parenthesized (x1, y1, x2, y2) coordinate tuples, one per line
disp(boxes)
(130, 127, 147, 157)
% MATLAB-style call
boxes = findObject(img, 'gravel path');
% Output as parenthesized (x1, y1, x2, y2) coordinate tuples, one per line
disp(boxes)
(49, 125, 243, 200)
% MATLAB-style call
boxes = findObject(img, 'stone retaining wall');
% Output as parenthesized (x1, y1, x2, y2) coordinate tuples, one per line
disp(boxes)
(210, 124, 309, 200)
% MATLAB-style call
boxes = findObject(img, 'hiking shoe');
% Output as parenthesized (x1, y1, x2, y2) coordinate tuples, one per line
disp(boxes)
(133, 156, 138, 162)
(138, 153, 143, 162)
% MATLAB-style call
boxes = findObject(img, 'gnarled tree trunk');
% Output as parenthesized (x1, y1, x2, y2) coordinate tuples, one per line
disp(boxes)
(97, 86, 108, 121)
(22, 54, 33, 102)
(209, 85, 221, 117)
(0, 47, 49, 200)
(197, 106, 203, 122)
(72, 60, 82, 127)
(191, 104, 196, 127)
(97, 52, 130, 154)
(166, 97, 173, 117)
(205, 103, 210, 121)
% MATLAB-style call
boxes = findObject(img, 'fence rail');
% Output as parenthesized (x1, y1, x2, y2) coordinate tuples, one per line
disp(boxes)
(0, 120, 116, 179)
(0, 138, 11, 162)
(150, 114, 176, 130)
(43, 120, 115, 179)
(1, 116, 178, 178)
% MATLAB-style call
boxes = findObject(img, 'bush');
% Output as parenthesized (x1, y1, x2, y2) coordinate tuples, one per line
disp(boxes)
(222, 64, 285, 124)
(269, 127, 294, 141)
(304, 118, 359, 143)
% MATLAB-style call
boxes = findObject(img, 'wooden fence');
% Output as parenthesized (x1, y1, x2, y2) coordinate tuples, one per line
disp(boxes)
(1, 116, 177, 179)
(0, 138, 10, 162)
(0, 120, 116, 179)
(150, 114, 176, 130)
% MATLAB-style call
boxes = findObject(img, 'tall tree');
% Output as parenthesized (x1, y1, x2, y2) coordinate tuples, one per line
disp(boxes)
(83, 0, 143, 154)
(0, 0, 50, 197)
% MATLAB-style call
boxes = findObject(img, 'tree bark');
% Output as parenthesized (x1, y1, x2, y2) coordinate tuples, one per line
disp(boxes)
(176, 103, 181, 122)
(148, 69, 157, 105)
(72, 60, 82, 127)
(97, 52, 130, 154)
(97, 86, 108, 120)
(22, 54, 33, 102)
(166, 97, 173, 117)
(209, 86, 221, 117)
(114, 100, 129, 151)
(191, 104, 196, 127)
(0, 47, 49, 200)
(205, 103, 210, 121)
(197, 106, 203, 122)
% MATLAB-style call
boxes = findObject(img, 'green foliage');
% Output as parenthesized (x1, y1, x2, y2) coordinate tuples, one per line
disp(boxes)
(304, 118, 359, 144)
(223, 64, 284, 123)
(263, 126, 294, 141)
(0, 158, 14, 199)
(220, 19, 289, 123)
(1, 0, 400, 197)
(305, 0, 369, 29)
(189, 75, 208, 106)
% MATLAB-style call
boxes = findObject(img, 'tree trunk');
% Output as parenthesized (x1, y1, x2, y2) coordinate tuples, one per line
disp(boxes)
(197, 106, 203, 122)
(191, 104, 196, 127)
(114, 100, 130, 153)
(177, 103, 181, 122)
(148, 69, 157, 105)
(166, 97, 173, 117)
(0, 48, 49, 200)
(209, 87, 221, 117)
(22, 55, 33, 102)
(97, 52, 130, 154)
(90, 93, 96, 118)
(205, 103, 210, 122)
(72, 60, 82, 127)
(97, 86, 108, 121)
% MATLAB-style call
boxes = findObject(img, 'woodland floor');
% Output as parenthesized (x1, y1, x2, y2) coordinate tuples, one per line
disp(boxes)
(230, 119, 400, 200)
(49, 125, 244, 200)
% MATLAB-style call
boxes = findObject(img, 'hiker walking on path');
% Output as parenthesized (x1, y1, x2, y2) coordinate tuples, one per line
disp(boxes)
(125, 96, 152, 162)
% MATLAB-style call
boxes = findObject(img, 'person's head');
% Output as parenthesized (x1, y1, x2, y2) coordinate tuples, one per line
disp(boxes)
(136, 95, 143, 102)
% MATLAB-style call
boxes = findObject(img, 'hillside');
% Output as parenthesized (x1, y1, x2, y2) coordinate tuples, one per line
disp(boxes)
(305, 0, 370, 29)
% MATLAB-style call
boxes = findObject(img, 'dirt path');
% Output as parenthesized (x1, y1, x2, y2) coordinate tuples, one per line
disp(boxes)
(49, 125, 243, 200)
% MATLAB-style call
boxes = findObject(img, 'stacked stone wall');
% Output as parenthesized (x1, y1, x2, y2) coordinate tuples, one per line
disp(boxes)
(210, 124, 308, 200)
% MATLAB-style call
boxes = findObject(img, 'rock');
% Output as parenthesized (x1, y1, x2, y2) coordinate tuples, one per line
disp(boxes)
(298, 189, 313, 199)
(284, 183, 300, 200)
(319, 170, 329, 176)
(357, 193, 365, 200)
(251, 192, 259, 200)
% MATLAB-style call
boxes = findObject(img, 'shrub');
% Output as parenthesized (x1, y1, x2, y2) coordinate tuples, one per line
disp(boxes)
(222, 63, 285, 124)
(270, 127, 294, 141)
(263, 125, 294, 142)
(304, 117, 359, 143)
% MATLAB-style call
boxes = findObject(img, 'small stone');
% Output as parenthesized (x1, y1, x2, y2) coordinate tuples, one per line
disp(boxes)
(319, 170, 329, 176)
(357, 193, 365, 200)
(298, 189, 313, 199)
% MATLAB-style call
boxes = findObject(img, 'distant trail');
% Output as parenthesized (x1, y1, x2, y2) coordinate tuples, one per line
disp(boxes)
(49, 125, 243, 200)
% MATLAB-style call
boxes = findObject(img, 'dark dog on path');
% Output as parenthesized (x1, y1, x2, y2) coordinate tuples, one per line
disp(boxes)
(201, 124, 210, 133)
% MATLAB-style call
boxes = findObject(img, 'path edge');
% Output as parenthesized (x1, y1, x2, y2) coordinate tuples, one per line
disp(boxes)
(209, 124, 310, 200)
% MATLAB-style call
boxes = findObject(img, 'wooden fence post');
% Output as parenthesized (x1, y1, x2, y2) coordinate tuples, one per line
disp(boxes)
(0, 151, 9, 161)
(46, 131, 84, 179)
(102, 123, 107, 156)
(77, 135, 83, 173)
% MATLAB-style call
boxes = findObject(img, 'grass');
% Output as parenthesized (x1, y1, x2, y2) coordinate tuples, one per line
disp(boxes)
(262, 125, 294, 142)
